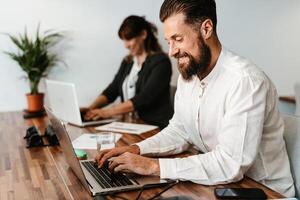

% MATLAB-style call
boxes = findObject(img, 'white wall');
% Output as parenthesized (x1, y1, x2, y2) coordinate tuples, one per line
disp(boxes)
(0, 0, 168, 111)
(0, 0, 300, 111)
(216, 0, 300, 96)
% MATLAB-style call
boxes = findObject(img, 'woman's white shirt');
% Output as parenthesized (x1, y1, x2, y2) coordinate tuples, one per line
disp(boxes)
(122, 57, 142, 101)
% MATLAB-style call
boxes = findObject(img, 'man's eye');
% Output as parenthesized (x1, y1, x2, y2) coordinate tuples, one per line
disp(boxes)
(175, 37, 182, 42)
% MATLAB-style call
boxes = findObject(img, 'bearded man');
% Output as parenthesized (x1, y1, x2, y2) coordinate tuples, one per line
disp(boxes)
(95, 0, 295, 197)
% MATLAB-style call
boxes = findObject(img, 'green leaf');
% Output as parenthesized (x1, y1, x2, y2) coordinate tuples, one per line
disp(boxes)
(3, 25, 66, 94)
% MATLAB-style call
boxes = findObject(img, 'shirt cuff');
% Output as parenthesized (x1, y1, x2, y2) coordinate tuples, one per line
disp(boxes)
(135, 140, 153, 155)
(159, 158, 178, 179)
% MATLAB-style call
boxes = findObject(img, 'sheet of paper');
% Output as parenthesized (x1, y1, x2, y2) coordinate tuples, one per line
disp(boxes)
(95, 122, 158, 135)
(72, 133, 122, 150)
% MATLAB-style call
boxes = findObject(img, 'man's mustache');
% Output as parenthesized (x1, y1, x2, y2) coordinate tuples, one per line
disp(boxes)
(174, 51, 190, 59)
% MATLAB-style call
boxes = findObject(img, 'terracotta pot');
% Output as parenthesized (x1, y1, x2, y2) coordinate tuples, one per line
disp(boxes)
(26, 93, 44, 112)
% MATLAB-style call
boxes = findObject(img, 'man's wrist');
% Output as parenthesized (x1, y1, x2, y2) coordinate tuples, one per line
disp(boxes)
(130, 144, 140, 155)
(151, 159, 160, 176)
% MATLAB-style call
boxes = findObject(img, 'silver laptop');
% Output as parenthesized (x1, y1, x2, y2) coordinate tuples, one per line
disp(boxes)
(46, 79, 116, 127)
(45, 107, 172, 196)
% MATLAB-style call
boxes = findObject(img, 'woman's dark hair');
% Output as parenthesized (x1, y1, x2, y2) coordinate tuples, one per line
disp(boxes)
(118, 15, 162, 54)
(159, 0, 217, 32)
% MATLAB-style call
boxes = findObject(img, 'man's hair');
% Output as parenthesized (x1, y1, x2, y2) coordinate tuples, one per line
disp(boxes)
(159, 0, 217, 31)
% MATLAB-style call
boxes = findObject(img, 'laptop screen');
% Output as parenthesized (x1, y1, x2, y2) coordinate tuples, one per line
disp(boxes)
(45, 107, 91, 193)
(46, 80, 83, 125)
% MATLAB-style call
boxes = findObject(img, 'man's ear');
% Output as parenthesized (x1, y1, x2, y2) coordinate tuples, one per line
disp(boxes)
(200, 19, 214, 40)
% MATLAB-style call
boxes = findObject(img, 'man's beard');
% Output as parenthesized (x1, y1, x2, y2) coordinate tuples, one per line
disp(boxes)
(175, 36, 211, 81)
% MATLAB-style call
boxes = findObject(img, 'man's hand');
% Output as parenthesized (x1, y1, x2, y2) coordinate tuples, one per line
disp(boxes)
(95, 145, 140, 168)
(108, 152, 160, 176)
(84, 108, 113, 120)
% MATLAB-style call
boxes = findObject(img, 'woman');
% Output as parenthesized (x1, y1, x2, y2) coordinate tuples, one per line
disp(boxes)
(84, 15, 173, 129)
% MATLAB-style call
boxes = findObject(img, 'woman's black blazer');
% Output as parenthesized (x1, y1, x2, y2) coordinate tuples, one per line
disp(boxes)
(102, 52, 173, 129)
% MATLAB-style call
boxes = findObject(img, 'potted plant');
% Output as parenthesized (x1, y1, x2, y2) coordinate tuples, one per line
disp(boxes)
(4, 26, 64, 112)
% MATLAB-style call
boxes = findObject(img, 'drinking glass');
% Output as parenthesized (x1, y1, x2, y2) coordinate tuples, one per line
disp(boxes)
(96, 132, 115, 152)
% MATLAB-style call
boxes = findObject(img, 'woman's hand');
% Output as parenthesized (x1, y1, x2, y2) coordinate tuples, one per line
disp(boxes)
(84, 108, 113, 120)
(80, 107, 90, 114)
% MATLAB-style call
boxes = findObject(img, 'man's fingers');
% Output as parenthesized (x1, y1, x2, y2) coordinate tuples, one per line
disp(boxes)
(96, 147, 133, 168)
(114, 163, 130, 173)
(96, 150, 159, 176)
(108, 154, 130, 172)
(108, 158, 120, 171)
(95, 149, 111, 168)
(95, 149, 110, 162)
(98, 149, 120, 167)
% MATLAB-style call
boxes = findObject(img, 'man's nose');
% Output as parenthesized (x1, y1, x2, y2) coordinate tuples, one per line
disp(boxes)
(168, 42, 179, 57)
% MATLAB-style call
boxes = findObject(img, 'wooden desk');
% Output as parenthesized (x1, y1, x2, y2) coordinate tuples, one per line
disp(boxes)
(0, 111, 284, 200)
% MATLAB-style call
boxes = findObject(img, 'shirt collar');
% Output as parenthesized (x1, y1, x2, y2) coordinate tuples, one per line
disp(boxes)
(199, 46, 226, 86)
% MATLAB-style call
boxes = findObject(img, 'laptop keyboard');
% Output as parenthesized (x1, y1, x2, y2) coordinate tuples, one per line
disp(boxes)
(82, 161, 134, 189)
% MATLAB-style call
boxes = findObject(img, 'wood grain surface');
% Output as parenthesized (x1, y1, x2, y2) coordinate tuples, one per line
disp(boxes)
(0, 111, 284, 200)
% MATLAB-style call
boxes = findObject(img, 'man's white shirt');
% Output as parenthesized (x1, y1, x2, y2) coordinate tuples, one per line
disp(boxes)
(136, 48, 295, 197)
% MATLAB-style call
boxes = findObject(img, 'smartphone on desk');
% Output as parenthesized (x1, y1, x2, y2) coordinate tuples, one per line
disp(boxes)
(214, 188, 267, 199)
